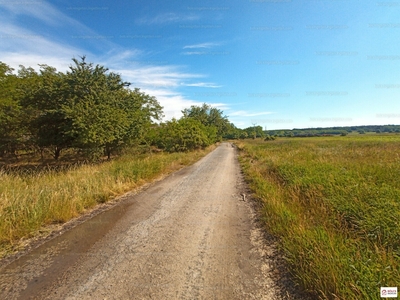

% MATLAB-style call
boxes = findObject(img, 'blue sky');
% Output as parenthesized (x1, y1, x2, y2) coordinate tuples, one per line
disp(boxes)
(1, 0, 400, 129)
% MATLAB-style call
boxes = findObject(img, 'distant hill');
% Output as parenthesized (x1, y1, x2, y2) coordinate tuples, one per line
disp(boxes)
(265, 125, 400, 137)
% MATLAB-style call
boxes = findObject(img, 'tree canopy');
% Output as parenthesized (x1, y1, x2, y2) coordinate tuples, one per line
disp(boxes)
(1, 57, 246, 160)
(0, 57, 163, 160)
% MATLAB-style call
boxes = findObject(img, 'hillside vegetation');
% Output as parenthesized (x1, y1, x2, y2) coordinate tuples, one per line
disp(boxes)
(237, 135, 400, 300)
(267, 125, 400, 137)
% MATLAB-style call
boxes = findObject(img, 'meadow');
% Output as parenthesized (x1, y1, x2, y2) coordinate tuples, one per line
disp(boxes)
(237, 135, 400, 300)
(0, 146, 215, 258)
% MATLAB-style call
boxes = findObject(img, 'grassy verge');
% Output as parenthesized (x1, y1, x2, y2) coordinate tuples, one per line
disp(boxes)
(0, 146, 215, 258)
(236, 136, 400, 300)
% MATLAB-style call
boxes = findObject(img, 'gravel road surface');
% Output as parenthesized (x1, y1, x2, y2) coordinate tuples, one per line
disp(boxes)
(0, 143, 301, 299)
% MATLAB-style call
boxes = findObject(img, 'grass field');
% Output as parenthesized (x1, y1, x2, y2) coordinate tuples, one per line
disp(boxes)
(0, 146, 215, 258)
(236, 135, 400, 300)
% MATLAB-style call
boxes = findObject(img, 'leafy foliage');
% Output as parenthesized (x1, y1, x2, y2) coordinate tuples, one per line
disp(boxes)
(1, 58, 246, 161)
(0, 57, 163, 160)
(0, 63, 26, 156)
(153, 118, 212, 152)
(182, 103, 230, 142)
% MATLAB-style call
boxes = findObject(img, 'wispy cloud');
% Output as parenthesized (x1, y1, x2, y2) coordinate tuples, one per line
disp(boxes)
(0, 1, 95, 31)
(113, 65, 204, 89)
(183, 42, 221, 49)
(182, 51, 229, 56)
(182, 52, 205, 56)
(137, 13, 199, 25)
(0, 23, 87, 71)
(0, 1, 65, 26)
(138, 89, 202, 120)
(229, 111, 274, 117)
(184, 82, 222, 88)
(98, 49, 142, 67)
(0, 1, 222, 122)
(109, 65, 224, 120)
(136, 88, 228, 120)
(0, 1, 118, 59)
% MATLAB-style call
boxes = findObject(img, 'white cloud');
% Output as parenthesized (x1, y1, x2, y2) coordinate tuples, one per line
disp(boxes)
(209, 102, 230, 111)
(229, 111, 274, 117)
(137, 13, 199, 25)
(233, 121, 246, 128)
(137, 88, 228, 121)
(183, 42, 220, 49)
(0, 1, 222, 122)
(0, 1, 65, 26)
(184, 82, 222, 88)
(99, 50, 142, 66)
(182, 52, 204, 56)
(141, 91, 202, 120)
(113, 65, 204, 89)
(181, 50, 229, 56)
(0, 1, 117, 53)
(109, 64, 227, 121)
(0, 1, 99, 33)
(0, 23, 88, 71)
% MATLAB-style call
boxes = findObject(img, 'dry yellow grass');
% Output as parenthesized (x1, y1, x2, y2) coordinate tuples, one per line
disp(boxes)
(0, 146, 215, 257)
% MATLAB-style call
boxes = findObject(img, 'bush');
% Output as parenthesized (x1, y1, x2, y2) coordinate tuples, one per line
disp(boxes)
(264, 135, 276, 141)
(154, 118, 213, 152)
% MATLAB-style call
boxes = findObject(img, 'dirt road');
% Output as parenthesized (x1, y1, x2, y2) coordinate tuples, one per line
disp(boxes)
(0, 143, 299, 299)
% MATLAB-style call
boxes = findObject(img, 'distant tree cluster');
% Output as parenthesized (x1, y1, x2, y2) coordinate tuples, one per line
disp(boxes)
(267, 125, 400, 138)
(224, 125, 265, 140)
(152, 103, 234, 152)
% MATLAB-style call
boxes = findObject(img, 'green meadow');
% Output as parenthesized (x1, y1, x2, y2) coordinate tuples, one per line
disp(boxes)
(237, 135, 400, 300)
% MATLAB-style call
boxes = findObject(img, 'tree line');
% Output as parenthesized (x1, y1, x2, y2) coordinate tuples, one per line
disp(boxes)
(268, 125, 400, 137)
(0, 57, 241, 161)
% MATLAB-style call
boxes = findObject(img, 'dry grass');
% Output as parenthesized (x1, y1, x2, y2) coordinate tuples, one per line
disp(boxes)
(0, 146, 215, 257)
(237, 135, 400, 300)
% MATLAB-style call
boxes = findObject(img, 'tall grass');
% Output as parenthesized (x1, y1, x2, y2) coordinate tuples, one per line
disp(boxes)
(0, 147, 214, 257)
(237, 136, 400, 300)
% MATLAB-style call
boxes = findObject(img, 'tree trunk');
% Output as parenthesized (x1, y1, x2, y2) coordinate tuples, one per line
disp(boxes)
(105, 145, 111, 160)
(54, 147, 61, 160)
(40, 148, 44, 162)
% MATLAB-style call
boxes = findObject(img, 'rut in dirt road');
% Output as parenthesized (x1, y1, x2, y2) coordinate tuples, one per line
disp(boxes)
(0, 143, 297, 300)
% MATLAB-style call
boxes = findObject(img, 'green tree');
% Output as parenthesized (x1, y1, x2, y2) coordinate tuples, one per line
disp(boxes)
(0, 62, 24, 157)
(16, 57, 163, 160)
(243, 125, 265, 139)
(62, 57, 163, 159)
(19, 64, 73, 159)
(62, 57, 128, 158)
(264, 134, 276, 141)
(155, 118, 211, 152)
(121, 88, 163, 152)
(182, 103, 230, 142)
(223, 122, 242, 139)
(239, 131, 248, 139)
